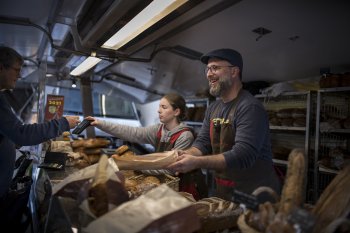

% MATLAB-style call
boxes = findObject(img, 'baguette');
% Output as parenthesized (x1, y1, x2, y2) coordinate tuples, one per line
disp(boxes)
(115, 145, 130, 155)
(312, 164, 350, 233)
(278, 148, 305, 215)
(88, 155, 109, 217)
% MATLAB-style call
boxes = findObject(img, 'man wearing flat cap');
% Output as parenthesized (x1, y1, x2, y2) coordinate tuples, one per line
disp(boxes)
(168, 48, 280, 200)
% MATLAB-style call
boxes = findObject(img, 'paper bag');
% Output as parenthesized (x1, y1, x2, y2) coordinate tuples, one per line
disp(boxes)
(112, 150, 178, 170)
(83, 184, 201, 233)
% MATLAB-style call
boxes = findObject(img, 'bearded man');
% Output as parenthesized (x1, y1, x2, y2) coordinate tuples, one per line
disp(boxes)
(168, 48, 281, 201)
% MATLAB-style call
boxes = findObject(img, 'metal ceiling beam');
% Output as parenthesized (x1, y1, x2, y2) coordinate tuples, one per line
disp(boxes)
(122, 0, 242, 55)
(81, 0, 146, 48)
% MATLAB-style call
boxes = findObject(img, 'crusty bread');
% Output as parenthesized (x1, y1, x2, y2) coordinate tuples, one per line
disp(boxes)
(121, 151, 136, 157)
(62, 131, 70, 137)
(115, 145, 130, 155)
(88, 183, 108, 217)
(71, 139, 85, 148)
(88, 155, 109, 216)
(312, 164, 350, 233)
(279, 148, 305, 215)
(124, 179, 138, 192)
(84, 138, 110, 148)
(143, 176, 161, 185)
(84, 148, 102, 155)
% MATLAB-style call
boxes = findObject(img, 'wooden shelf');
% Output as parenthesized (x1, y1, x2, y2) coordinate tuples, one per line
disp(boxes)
(319, 128, 350, 134)
(318, 166, 339, 175)
(272, 159, 288, 166)
(270, 126, 306, 131)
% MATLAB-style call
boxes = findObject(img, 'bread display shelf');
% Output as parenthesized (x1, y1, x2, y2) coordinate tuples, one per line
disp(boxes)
(314, 87, 350, 201)
(272, 158, 288, 166)
(270, 125, 306, 131)
(318, 166, 340, 175)
(319, 128, 350, 134)
(256, 91, 313, 202)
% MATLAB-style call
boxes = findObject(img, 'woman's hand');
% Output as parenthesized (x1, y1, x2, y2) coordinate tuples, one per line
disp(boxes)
(85, 116, 99, 126)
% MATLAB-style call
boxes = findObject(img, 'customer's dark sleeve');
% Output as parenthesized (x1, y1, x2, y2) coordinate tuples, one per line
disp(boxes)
(0, 94, 70, 146)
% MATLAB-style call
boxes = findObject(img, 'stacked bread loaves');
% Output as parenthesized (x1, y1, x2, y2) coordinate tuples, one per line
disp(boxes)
(70, 138, 111, 168)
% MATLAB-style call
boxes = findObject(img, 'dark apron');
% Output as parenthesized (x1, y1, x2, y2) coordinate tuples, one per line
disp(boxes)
(210, 93, 280, 201)
(155, 128, 208, 200)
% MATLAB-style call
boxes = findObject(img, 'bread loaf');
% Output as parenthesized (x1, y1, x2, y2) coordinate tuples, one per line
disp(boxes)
(278, 148, 305, 215)
(124, 179, 138, 192)
(71, 139, 85, 148)
(143, 176, 161, 185)
(88, 155, 109, 217)
(312, 164, 350, 233)
(84, 138, 110, 148)
(84, 148, 102, 155)
(115, 145, 130, 155)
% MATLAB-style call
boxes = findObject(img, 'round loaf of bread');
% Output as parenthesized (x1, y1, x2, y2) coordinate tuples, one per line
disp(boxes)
(124, 179, 138, 192)
(143, 176, 161, 185)
(62, 131, 70, 137)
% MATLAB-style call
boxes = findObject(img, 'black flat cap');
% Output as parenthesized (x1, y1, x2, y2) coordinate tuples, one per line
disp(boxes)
(200, 48, 243, 76)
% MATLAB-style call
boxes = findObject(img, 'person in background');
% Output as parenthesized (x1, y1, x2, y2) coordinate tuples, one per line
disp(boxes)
(0, 46, 80, 228)
(86, 93, 207, 200)
(168, 48, 281, 201)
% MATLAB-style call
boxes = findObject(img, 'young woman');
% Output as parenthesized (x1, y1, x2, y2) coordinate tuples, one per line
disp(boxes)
(86, 93, 207, 200)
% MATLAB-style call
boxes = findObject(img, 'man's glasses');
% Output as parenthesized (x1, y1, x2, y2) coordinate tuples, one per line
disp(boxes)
(205, 65, 235, 74)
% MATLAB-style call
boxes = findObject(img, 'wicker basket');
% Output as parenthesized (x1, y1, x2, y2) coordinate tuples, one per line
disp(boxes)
(128, 174, 180, 191)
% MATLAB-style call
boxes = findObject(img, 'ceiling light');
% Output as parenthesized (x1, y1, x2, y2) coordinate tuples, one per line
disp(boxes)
(102, 0, 188, 50)
(70, 56, 101, 76)
(69, 0, 187, 76)
(71, 79, 77, 88)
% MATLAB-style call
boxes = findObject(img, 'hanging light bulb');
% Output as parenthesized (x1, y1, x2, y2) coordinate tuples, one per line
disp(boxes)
(71, 79, 77, 88)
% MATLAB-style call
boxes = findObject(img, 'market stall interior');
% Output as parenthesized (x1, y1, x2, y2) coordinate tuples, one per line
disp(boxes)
(1, 0, 350, 232)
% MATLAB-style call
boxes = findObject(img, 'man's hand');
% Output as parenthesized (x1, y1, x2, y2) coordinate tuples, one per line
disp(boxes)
(167, 152, 198, 175)
(65, 116, 80, 129)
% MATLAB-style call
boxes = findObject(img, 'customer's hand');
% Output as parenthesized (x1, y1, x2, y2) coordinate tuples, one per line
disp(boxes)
(85, 116, 99, 126)
(65, 116, 80, 129)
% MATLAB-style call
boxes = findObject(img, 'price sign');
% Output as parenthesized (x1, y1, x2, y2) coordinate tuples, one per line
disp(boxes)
(44, 95, 64, 121)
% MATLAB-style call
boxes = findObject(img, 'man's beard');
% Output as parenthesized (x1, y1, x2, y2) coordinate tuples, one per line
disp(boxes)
(209, 75, 232, 97)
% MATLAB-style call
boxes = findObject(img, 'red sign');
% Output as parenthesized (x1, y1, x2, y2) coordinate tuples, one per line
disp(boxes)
(44, 95, 65, 121)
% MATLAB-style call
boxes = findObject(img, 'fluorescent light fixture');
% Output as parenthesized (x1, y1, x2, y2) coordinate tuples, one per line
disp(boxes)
(70, 0, 187, 76)
(70, 56, 101, 76)
(102, 0, 187, 50)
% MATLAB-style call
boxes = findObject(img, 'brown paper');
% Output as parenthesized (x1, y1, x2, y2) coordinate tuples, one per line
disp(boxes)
(112, 151, 178, 170)
(83, 184, 200, 233)
(52, 158, 120, 198)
